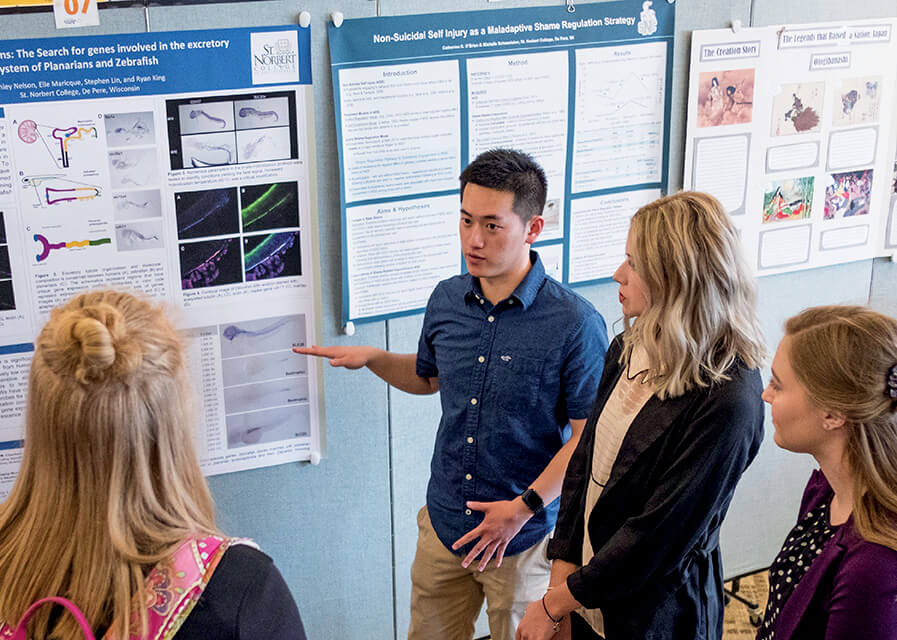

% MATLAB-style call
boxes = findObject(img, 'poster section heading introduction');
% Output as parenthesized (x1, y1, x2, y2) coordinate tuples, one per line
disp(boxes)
(683, 19, 897, 277)
(0, 24, 320, 500)
(329, 0, 673, 324)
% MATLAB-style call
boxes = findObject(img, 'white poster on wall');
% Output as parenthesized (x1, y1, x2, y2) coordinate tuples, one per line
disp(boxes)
(684, 19, 897, 275)
(0, 25, 321, 498)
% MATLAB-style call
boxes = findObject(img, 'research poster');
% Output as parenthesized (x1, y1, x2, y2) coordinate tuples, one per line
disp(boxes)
(0, 25, 320, 499)
(329, 0, 674, 324)
(684, 18, 897, 275)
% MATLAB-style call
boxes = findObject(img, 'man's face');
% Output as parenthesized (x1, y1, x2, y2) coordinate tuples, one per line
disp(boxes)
(459, 183, 540, 281)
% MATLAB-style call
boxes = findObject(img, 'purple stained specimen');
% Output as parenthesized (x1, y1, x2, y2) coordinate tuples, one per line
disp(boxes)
(238, 106, 279, 121)
(181, 238, 235, 289)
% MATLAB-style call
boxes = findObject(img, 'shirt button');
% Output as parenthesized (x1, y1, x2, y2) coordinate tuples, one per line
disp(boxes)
(465, 508, 472, 515)
(487, 315, 495, 323)
(508, 299, 514, 304)
(479, 299, 484, 304)
(477, 356, 485, 363)
(467, 436, 474, 444)
(470, 398, 477, 405)
(465, 473, 472, 480)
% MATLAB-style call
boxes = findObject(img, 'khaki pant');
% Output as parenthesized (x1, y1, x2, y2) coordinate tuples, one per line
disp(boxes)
(408, 506, 551, 640)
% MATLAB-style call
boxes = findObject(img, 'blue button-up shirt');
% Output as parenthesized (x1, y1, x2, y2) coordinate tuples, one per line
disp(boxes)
(417, 252, 608, 556)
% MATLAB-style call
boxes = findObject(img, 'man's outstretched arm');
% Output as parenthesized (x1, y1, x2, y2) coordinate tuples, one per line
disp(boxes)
(294, 345, 438, 395)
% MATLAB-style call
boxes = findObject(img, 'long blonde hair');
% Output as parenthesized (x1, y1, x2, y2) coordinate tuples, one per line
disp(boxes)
(0, 290, 218, 638)
(785, 305, 897, 551)
(623, 191, 765, 398)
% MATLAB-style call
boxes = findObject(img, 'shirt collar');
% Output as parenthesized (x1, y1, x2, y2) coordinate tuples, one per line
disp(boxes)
(464, 250, 545, 310)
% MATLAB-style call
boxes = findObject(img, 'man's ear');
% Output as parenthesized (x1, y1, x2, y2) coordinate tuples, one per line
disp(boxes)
(525, 215, 544, 244)
(821, 411, 847, 432)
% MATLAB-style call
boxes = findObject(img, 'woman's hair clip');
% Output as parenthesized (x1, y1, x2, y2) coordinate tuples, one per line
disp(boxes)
(886, 362, 897, 400)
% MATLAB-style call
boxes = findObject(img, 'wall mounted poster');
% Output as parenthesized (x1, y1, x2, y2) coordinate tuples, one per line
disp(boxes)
(0, 25, 320, 499)
(329, 0, 675, 324)
(684, 18, 897, 275)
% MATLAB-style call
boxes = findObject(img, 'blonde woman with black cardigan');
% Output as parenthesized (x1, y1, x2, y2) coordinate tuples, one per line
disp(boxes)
(517, 192, 766, 640)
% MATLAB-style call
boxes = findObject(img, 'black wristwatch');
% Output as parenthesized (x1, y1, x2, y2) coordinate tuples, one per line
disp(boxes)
(520, 487, 544, 514)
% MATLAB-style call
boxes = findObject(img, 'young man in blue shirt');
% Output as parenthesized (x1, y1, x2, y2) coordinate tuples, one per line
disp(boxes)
(296, 149, 608, 640)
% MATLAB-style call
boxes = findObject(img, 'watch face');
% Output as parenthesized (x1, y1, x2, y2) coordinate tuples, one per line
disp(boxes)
(522, 488, 543, 512)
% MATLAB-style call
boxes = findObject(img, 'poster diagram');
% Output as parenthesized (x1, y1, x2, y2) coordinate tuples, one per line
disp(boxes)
(329, 0, 674, 323)
(0, 25, 319, 499)
(685, 18, 897, 275)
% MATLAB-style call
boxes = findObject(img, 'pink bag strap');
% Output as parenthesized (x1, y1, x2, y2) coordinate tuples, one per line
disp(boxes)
(10, 597, 96, 640)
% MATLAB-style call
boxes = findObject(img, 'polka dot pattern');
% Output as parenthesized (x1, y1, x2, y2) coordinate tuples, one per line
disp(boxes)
(756, 502, 839, 639)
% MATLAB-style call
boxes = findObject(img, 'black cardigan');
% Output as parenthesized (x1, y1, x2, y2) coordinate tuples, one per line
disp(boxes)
(548, 335, 764, 639)
(175, 544, 306, 640)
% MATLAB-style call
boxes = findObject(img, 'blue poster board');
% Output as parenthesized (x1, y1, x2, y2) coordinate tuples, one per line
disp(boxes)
(329, 0, 674, 324)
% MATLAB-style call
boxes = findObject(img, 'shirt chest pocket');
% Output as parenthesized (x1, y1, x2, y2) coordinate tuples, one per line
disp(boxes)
(491, 353, 545, 413)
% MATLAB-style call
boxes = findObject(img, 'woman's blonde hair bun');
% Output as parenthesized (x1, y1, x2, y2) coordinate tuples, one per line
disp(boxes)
(46, 297, 144, 384)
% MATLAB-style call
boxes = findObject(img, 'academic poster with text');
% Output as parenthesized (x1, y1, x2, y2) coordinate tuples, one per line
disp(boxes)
(0, 25, 321, 499)
(329, 0, 674, 324)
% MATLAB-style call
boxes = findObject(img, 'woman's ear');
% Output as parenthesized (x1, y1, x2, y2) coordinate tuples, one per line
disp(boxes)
(821, 411, 847, 432)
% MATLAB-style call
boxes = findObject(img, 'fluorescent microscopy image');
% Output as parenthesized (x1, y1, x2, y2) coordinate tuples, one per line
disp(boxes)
(179, 237, 242, 290)
(0, 280, 15, 311)
(174, 187, 239, 241)
(243, 231, 301, 281)
(241, 182, 299, 232)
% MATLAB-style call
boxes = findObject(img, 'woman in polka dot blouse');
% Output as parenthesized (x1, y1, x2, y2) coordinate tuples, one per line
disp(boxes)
(759, 305, 897, 639)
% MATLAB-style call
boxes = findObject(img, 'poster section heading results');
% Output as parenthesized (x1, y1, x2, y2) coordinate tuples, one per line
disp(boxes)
(329, 0, 674, 324)
(0, 25, 320, 493)
(684, 19, 897, 277)
(0, 24, 312, 104)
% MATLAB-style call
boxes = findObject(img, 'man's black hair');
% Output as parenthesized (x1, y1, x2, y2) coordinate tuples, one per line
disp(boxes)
(459, 149, 547, 222)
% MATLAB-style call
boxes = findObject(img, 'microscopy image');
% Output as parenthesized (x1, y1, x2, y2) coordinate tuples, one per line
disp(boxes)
(219, 313, 306, 359)
(225, 403, 310, 449)
(243, 231, 301, 282)
(234, 96, 289, 130)
(236, 127, 292, 163)
(115, 221, 164, 252)
(0, 245, 11, 279)
(181, 131, 237, 168)
(0, 279, 15, 311)
(108, 148, 159, 189)
(178, 101, 235, 135)
(179, 237, 242, 290)
(221, 349, 305, 387)
(104, 111, 156, 147)
(223, 375, 309, 414)
(174, 187, 239, 241)
(112, 190, 163, 222)
(241, 182, 299, 232)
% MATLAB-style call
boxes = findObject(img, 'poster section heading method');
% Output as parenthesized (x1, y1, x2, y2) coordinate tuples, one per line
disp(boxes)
(328, 0, 674, 324)
(0, 25, 320, 499)
(684, 18, 897, 275)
